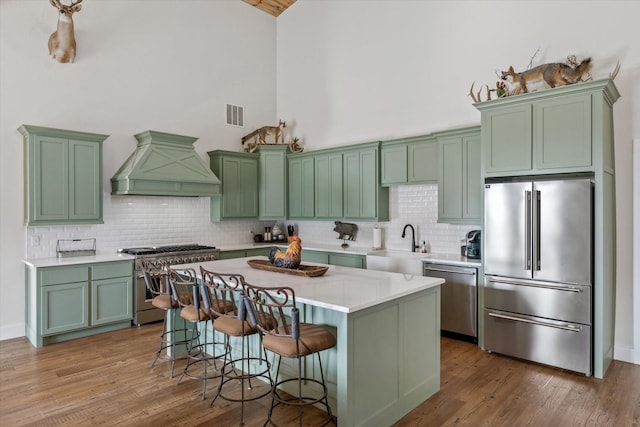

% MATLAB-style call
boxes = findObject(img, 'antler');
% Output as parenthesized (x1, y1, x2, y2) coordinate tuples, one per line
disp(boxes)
(468, 82, 481, 103)
(49, 0, 83, 9)
(609, 61, 621, 80)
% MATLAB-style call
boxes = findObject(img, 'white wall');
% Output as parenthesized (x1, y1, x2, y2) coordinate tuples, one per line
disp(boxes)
(0, 0, 277, 339)
(276, 1, 640, 362)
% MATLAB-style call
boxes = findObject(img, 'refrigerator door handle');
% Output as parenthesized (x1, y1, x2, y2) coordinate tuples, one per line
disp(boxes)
(487, 277, 584, 293)
(533, 189, 541, 271)
(525, 190, 532, 271)
(488, 312, 582, 332)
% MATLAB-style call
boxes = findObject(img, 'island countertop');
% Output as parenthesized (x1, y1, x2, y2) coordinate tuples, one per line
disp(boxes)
(176, 256, 444, 314)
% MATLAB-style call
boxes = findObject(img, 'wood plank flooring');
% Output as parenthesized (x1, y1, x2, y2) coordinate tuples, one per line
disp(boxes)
(1, 323, 638, 426)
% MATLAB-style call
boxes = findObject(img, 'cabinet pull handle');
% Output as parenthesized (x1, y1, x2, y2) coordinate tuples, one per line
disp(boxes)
(488, 312, 582, 332)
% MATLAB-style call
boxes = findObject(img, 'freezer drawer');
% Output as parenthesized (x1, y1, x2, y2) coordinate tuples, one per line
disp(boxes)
(424, 263, 477, 338)
(485, 276, 591, 325)
(484, 308, 592, 375)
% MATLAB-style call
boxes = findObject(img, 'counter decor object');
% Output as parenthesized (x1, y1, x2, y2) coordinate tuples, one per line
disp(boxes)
(246, 259, 329, 277)
(56, 238, 96, 258)
(268, 235, 302, 268)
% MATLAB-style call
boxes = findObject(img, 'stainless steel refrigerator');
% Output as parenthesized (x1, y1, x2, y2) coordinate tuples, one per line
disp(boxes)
(483, 176, 593, 375)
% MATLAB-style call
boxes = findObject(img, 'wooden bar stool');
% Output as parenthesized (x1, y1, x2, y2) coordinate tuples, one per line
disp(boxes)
(244, 284, 336, 427)
(166, 266, 227, 399)
(200, 267, 273, 426)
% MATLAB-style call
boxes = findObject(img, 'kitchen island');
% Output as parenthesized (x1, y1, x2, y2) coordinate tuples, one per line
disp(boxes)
(177, 256, 444, 427)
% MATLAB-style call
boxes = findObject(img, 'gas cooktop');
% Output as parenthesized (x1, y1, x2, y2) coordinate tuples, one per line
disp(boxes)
(118, 244, 217, 256)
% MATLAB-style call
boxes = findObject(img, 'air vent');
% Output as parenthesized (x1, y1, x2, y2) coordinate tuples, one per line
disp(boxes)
(226, 103, 244, 127)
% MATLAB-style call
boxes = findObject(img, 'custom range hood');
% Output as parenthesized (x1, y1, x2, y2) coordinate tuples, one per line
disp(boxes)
(111, 130, 221, 197)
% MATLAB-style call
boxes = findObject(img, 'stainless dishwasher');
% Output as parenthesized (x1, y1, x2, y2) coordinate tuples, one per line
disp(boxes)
(423, 263, 477, 339)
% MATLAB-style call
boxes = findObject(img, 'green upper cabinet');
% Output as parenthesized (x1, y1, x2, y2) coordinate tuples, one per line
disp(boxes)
(475, 80, 615, 177)
(288, 152, 315, 219)
(435, 126, 481, 224)
(257, 145, 288, 220)
(314, 151, 343, 219)
(381, 135, 437, 186)
(208, 150, 258, 221)
(19, 125, 107, 226)
(342, 142, 389, 221)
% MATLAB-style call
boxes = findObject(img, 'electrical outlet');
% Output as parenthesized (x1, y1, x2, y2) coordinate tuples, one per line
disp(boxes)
(30, 235, 41, 246)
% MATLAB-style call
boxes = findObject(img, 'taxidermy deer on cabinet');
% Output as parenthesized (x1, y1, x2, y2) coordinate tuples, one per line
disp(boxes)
(48, 0, 83, 63)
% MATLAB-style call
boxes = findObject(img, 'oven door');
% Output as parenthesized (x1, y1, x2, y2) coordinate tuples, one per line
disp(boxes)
(133, 272, 165, 325)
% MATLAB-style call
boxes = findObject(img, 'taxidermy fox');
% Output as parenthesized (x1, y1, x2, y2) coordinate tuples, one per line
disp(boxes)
(241, 120, 286, 145)
(501, 57, 592, 95)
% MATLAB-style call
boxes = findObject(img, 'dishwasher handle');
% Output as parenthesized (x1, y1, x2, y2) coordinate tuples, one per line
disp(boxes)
(424, 265, 477, 276)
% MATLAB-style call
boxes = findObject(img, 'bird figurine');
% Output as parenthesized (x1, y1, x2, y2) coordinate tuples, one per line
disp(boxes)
(268, 235, 302, 269)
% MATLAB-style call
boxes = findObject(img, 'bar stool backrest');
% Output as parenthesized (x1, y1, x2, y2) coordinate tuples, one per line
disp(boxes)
(166, 267, 201, 310)
(244, 284, 299, 340)
(199, 268, 244, 319)
(140, 259, 169, 297)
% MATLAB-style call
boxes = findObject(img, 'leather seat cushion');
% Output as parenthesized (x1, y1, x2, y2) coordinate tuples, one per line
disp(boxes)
(152, 294, 177, 310)
(263, 323, 336, 358)
(214, 316, 256, 336)
(180, 307, 210, 322)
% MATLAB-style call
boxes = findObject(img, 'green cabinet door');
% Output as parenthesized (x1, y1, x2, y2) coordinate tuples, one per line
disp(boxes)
(69, 139, 101, 221)
(258, 146, 287, 219)
(381, 144, 407, 185)
(288, 154, 315, 219)
(315, 152, 343, 219)
(91, 276, 133, 326)
(482, 105, 533, 174)
(301, 250, 330, 264)
(535, 93, 592, 170)
(19, 125, 106, 225)
(328, 253, 365, 269)
(436, 126, 481, 224)
(209, 151, 258, 221)
(408, 139, 438, 183)
(343, 144, 389, 221)
(41, 281, 90, 336)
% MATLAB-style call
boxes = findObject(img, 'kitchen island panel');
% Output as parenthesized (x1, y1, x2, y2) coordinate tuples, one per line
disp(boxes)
(175, 257, 442, 427)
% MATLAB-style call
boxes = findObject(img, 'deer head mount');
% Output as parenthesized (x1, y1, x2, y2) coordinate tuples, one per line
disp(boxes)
(48, 0, 83, 63)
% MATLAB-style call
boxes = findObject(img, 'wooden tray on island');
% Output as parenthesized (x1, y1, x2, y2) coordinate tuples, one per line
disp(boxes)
(246, 259, 329, 277)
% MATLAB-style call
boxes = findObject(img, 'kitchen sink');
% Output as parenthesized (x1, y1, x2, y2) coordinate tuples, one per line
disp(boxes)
(365, 250, 427, 275)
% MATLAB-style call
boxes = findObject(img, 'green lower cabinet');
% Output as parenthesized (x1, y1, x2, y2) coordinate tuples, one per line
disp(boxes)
(41, 281, 89, 335)
(26, 260, 133, 348)
(328, 253, 366, 269)
(219, 247, 271, 259)
(302, 250, 365, 269)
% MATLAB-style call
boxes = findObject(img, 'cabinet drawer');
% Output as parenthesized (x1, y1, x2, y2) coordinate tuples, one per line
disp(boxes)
(40, 266, 88, 286)
(485, 276, 591, 325)
(484, 308, 591, 375)
(91, 261, 133, 280)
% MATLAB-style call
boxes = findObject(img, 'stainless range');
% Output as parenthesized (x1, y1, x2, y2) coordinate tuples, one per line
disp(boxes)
(119, 244, 220, 325)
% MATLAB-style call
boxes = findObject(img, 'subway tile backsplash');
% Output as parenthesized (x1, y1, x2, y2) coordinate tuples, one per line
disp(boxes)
(26, 184, 479, 258)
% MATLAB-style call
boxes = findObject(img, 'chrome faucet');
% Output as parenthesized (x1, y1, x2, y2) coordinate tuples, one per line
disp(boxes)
(401, 224, 418, 252)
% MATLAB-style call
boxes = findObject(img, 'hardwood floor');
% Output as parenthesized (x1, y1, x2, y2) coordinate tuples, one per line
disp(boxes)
(1, 323, 638, 426)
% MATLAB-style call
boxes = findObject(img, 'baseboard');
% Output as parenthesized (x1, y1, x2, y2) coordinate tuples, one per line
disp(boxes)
(614, 344, 639, 365)
(0, 322, 25, 341)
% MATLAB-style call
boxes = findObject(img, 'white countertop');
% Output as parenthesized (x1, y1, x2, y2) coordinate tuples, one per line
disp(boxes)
(175, 257, 444, 314)
(23, 252, 135, 268)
